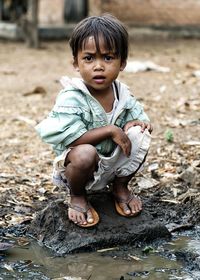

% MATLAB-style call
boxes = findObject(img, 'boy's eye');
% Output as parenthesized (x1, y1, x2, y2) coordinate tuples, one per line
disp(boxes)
(83, 55, 93, 61)
(104, 55, 114, 61)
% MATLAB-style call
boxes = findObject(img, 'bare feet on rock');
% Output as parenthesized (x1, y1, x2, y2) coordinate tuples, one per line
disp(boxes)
(113, 186, 142, 217)
(68, 195, 99, 227)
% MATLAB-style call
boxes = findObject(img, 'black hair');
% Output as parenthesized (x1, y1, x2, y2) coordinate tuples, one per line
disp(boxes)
(69, 14, 128, 62)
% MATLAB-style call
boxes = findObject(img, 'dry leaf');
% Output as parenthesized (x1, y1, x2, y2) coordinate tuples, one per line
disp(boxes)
(97, 247, 118, 253)
(128, 254, 142, 261)
(160, 199, 180, 204)
(23, 86, 47, 96)
(16, 237, 30, 247)
(3, 264, 14, 272)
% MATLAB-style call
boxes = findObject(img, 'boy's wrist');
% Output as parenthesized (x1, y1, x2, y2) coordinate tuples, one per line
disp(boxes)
(108, 124, 121, 138)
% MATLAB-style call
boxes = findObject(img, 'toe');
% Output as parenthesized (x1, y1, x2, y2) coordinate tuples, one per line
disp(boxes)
(86, 209, 94, 224)
(119, 202, 131, 215)
(68, 208, 74, 221)
(129, 197, 142, 215)
(68, 208, 87, 225)
(78, 212, 87, 225)
(69, 210, 78, 224)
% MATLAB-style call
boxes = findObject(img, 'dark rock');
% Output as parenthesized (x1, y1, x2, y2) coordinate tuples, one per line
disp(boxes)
(175, 250, 200, 271)
(28, 193, 171, 255)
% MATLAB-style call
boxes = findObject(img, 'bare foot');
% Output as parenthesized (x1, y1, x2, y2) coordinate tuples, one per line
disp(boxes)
(68, 195, 98, 226)
(113, 186, 142, 216)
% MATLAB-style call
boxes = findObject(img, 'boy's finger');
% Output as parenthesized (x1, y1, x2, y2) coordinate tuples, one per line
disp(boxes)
(140, 122, 146, 132)
(121, 142, 131, 157)
(147, 124, 153, 133)
(124, 124, 131, 133)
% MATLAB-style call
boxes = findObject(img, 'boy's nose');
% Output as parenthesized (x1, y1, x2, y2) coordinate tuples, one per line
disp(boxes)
(94, 60, 104, 71)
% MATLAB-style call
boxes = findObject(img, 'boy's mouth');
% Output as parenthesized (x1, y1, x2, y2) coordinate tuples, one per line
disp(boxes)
(93, 75, 105, 84)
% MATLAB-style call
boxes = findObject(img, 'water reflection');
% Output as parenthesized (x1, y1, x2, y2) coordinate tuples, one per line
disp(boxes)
(1, 229, 200, 280)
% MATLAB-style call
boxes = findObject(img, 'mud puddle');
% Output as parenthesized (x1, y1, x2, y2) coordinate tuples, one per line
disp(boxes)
(0, 227, 200, 280)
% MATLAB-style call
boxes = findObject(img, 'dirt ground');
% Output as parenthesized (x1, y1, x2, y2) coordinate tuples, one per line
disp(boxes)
(0, 36, 200, 232)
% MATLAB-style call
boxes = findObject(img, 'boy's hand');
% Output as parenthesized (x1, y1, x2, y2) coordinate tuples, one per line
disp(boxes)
(110, 125, 131, 157)
(123, 120, 153, 134)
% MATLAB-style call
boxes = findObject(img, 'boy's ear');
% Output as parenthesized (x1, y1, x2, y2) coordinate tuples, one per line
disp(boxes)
(120, 60, 127, 71)
(73, 58, 80, 72)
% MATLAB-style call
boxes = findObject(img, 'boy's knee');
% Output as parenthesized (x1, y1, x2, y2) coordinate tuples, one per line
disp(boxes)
(69, 144, 98, 170)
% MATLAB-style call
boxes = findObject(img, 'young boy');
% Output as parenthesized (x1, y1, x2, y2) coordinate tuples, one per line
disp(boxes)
(36, 14, 152, 227)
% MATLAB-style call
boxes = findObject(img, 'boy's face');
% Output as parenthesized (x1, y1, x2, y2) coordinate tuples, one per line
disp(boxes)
(73, 36, 126, 94)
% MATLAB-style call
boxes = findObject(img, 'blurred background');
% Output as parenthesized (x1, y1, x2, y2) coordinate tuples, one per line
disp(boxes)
(1, 0, 200, 46)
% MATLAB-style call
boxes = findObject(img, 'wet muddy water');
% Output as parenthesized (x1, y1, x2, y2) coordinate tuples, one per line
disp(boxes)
(1, 228, 200, 280)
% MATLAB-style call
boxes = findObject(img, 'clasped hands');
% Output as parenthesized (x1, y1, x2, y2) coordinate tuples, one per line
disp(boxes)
(111, 120, 153, 157)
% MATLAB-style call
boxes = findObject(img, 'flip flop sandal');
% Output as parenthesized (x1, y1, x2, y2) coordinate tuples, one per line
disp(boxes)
(114, 193, 142, 217)
(67, 202, 99, 227)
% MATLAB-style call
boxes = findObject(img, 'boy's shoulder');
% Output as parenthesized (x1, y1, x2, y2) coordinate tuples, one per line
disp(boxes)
(55, 87, 86, 107)
(54, 77, 89, 109)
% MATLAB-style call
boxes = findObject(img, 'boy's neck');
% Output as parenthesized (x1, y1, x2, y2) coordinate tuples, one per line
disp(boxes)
(85, 84, 112, 97)
(86, 84, 115, 113)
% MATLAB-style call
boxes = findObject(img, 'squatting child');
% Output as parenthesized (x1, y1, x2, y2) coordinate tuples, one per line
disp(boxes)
(36, 14, 153, 227)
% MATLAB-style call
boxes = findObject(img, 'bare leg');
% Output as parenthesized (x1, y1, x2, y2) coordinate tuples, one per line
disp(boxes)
(64, 144, 99, 225)
(112, 174, 142, 216)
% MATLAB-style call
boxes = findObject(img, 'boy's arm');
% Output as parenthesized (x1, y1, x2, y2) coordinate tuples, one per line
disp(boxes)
(70, 125, 132, 157)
